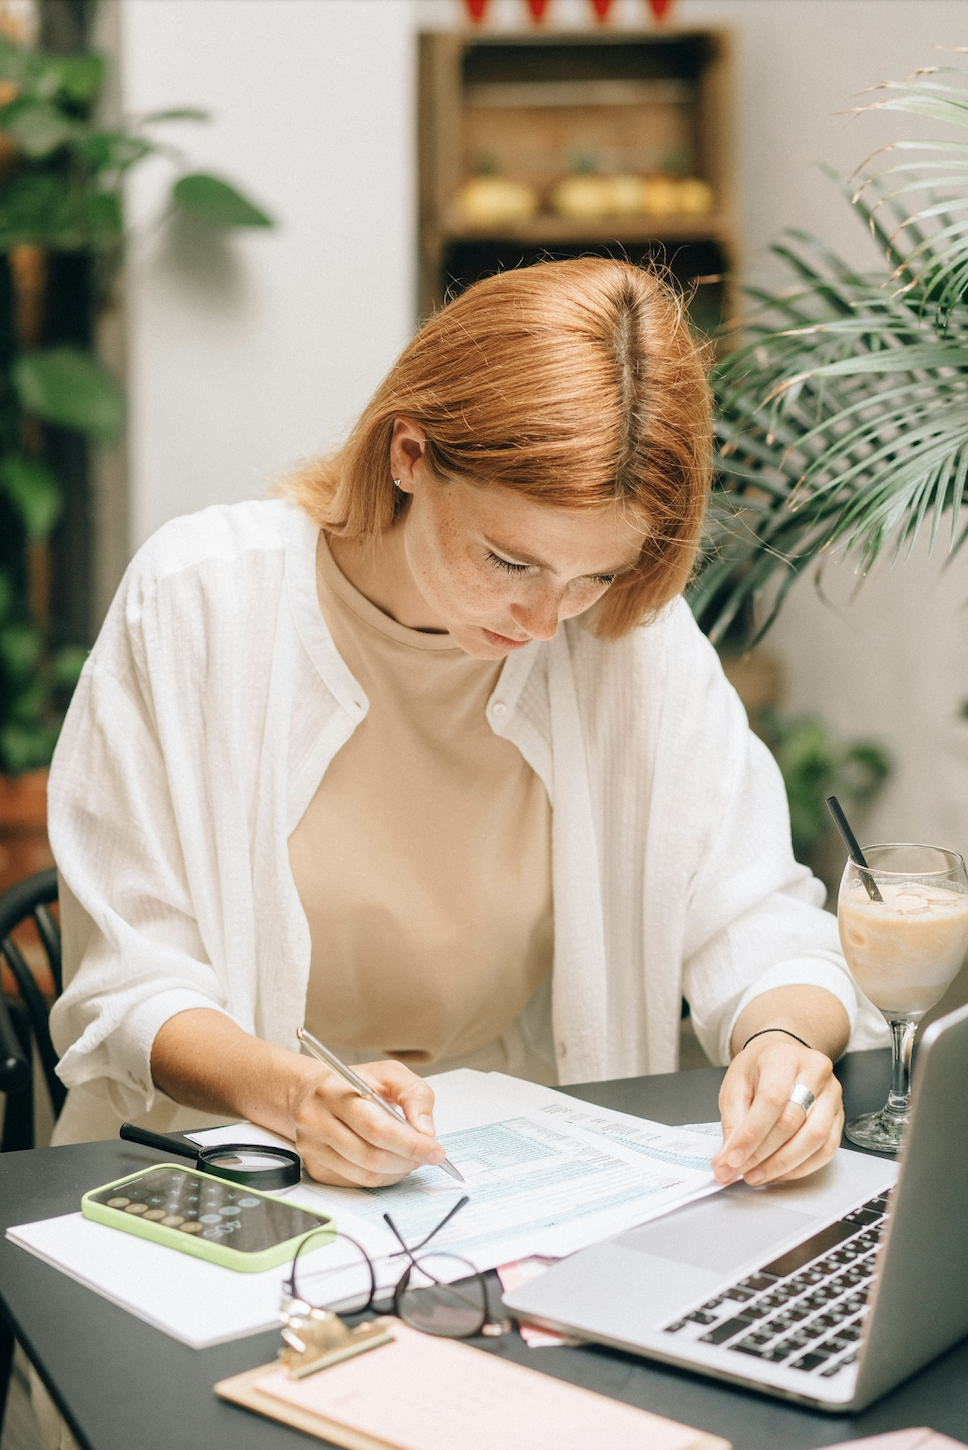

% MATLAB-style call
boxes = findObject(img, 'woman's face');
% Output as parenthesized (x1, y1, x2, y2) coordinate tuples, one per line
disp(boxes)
(391, 419, 646, 660)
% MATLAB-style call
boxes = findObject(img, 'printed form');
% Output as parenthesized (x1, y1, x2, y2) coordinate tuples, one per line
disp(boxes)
(193, 1070, 724, 1281)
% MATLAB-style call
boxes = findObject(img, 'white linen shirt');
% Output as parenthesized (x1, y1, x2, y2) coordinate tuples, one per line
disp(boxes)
(47, 499, 886, 1129)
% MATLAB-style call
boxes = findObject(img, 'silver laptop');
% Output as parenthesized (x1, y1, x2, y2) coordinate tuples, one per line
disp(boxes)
(502, 1002, 968, 1411)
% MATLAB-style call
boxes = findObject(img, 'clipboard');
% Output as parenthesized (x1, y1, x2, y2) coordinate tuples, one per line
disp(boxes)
(216, 1319, 731, 1450)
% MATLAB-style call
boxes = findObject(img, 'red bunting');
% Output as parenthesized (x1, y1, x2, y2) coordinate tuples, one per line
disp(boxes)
(648, 0, 675, 16)
(590, 0, 613, 18)
(527, 0, 551, 18)
(463, 0, 489, 21)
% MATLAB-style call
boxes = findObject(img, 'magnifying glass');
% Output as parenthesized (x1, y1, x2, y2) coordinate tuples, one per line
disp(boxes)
(119, 1122, 301, 1190)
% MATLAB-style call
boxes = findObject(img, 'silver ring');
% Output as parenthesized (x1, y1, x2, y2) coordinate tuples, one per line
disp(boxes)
(789, 1083, 816, 1115)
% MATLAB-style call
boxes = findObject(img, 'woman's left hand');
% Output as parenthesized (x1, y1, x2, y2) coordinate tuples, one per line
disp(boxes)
(711, 1034, 844, 1187)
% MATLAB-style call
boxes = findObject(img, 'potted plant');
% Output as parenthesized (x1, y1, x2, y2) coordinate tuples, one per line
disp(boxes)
(0, 27, 272, 895)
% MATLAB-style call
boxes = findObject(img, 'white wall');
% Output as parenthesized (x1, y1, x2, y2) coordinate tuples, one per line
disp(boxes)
(122, 0, 416, 547)
(120, 0, 968, 854)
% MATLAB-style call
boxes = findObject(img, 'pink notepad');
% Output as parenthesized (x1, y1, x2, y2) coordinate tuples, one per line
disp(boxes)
(813, 1434, 966, 1450)
(216, 1319, 728, 1450)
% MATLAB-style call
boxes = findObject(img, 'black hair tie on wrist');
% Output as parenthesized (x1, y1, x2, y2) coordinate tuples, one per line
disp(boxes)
(742, 1027, 813, 1052)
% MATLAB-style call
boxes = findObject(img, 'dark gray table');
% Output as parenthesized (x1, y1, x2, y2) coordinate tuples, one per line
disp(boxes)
(1, 1050, 964, 1450)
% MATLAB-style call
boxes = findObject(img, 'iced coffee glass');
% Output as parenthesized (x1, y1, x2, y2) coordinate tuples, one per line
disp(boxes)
(838, 844, 968, 1152)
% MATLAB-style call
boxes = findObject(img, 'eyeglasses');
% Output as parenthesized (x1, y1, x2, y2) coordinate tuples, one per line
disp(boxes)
(282, 1193, 511, 1340)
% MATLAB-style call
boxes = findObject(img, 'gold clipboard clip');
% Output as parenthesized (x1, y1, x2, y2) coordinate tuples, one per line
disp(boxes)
(278, 1297, 394, 1379)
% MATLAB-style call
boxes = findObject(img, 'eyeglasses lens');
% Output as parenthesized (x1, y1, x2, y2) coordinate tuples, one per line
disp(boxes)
(396, 1253, 487, 1337)
(294, 1232, 375, 1315)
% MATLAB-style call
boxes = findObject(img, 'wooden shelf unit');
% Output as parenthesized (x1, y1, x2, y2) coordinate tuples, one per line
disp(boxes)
(418, 29, 736, 337)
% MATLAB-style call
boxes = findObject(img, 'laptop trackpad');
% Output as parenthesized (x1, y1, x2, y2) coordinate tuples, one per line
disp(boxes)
(615, 1186, 815, 1274)
(503, 1190, 819, 1338)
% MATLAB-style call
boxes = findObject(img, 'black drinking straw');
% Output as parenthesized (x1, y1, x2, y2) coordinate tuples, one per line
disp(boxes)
(825, 795, 884, 903)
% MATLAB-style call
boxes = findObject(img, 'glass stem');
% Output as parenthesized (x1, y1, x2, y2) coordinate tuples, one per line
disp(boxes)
(885, 1016, 917, 1120)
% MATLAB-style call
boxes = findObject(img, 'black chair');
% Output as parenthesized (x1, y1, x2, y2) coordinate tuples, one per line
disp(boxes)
(0, 865, 64, 1154)
(0, 866, 64, 1434)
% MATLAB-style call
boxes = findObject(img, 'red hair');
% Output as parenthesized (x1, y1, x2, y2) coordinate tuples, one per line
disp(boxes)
(281, 258, 711, 637)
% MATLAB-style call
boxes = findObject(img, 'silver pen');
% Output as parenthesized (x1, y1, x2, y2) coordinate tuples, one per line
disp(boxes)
(296, 1027, 464, 1183)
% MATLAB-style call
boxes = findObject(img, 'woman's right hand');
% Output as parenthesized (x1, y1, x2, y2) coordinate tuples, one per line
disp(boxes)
(150, 1010, 444, 1189)
(287, 1058, 444, 1187)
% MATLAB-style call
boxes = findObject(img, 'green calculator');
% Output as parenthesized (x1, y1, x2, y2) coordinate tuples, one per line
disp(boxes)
(81, 1163, 335, 1272)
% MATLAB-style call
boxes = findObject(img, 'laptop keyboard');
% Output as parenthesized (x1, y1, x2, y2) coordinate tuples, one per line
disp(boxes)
(662, 1191, 892, 1379)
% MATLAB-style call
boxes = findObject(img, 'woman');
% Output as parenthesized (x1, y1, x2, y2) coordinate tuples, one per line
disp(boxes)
(48, 258, 884, 1191)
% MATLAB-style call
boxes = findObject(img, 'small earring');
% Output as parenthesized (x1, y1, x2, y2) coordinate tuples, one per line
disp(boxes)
(392, 478, 402, 488)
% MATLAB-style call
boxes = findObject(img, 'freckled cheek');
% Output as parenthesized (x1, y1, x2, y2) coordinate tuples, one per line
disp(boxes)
(559, 582, 608, 619)
(446, 564, 509, 619)
(415, 545, 505, 620)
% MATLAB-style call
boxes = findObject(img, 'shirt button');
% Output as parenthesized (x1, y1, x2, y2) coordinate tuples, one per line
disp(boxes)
(492, 701, 507, 717)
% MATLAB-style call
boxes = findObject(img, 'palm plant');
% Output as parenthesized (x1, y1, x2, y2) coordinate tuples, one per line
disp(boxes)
(690, 59, 968, 648)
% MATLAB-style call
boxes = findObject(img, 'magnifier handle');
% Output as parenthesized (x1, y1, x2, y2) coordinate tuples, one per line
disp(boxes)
(119, 1122, 198, 1161)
